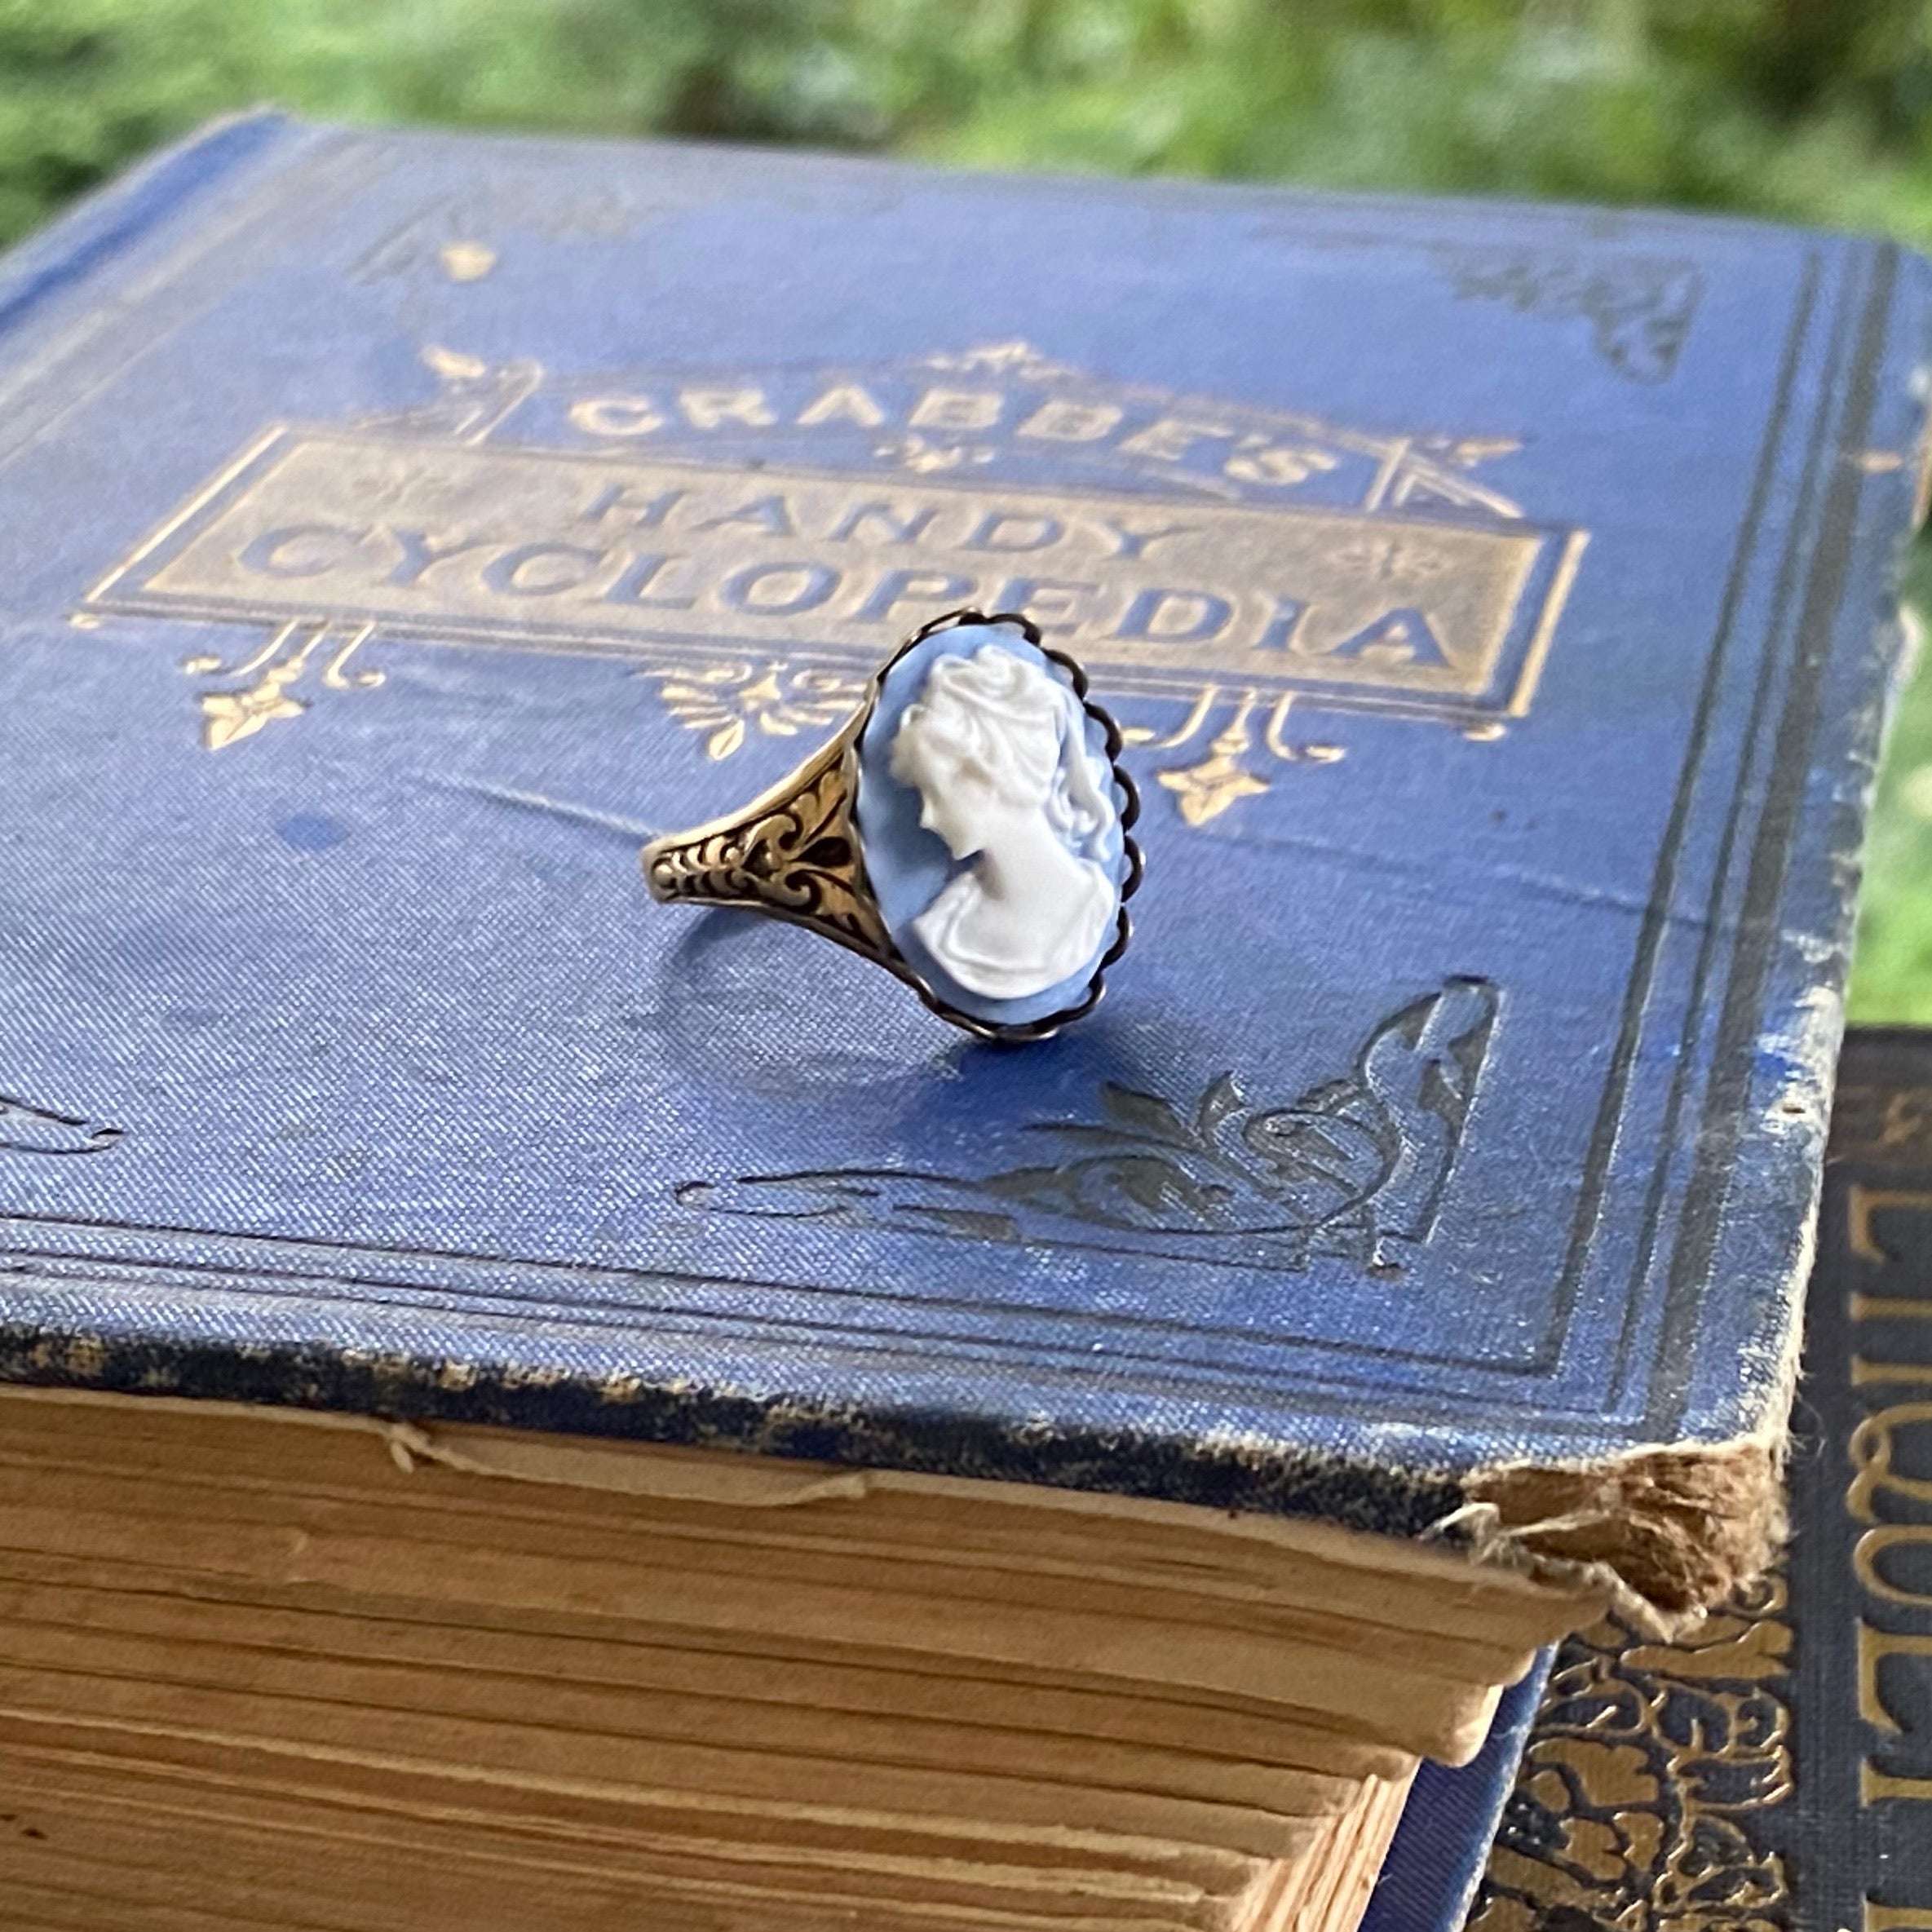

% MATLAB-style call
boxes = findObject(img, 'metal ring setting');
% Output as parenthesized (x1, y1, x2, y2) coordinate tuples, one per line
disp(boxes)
(642, 610, 1142, 1042)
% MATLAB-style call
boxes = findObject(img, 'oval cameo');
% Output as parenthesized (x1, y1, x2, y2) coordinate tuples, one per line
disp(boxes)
(855, 619, 1133, 1030)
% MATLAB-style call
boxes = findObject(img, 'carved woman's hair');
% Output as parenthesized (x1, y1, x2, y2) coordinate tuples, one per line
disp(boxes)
(891, 645, 1112, 846)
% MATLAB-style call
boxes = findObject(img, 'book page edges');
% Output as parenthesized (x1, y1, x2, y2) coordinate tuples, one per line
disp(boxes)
(0, 1369, 1809, 1635)
(0, 1379, 1606, 1635)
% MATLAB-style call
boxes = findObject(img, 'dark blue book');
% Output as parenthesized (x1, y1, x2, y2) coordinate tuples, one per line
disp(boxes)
(0, 113, 1922, 1616)
(1469, 1025, 1932, 1932)
(1366, 1659, 1554, 1932)
(0, 109, 1924, 1932)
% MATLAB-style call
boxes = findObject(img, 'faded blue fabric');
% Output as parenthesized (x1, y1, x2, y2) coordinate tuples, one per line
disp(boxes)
(1364, 1656, 1551, 1932)
(853, 619, 1130, 1028)
(1467, 1027, 1932, 1927)
(0, 114, 1923, 1538)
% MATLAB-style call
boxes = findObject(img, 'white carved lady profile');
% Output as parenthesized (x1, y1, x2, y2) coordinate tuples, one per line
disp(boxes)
(888, 644, 1118, 1001)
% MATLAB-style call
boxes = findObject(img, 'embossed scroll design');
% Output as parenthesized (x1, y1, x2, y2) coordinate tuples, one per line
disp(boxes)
(1469, 1572, 1793, 1932)
(1438, 247, 1703, 385)
(0, 1093, 123, 1156)
(679, 976, 1496, 1275)
(644, 742, 891, 962)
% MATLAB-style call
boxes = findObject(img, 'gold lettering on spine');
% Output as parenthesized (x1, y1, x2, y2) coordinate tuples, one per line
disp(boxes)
(1858, 1295, 1932, 1324)
(1859, 1523, 1932, 1610)
(1850, 1185, 1932, 1262)
(1846, 1186, 1932, 1828)
(1849, 1402, 1932, 1522)
(1868, 1907, 1932, 1930)
(1864, 1763, 1932, 1804)
(1857, 1355, 1932, 1386)
(1834, 1085, 1932, 1163)
(1861, 1620, 1932, 1729)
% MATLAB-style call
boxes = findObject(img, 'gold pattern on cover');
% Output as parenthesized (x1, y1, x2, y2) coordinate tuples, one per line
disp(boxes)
(1470, 1573, 1793, 1932)
(639, 657, 869, 762)
(1140, 692, 1349, 827)
(1151, 696, 1273, 827)
(179, 617, 381, 751)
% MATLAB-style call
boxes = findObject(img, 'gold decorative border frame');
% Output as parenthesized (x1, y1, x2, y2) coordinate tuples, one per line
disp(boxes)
(72, 346, 1589, 826)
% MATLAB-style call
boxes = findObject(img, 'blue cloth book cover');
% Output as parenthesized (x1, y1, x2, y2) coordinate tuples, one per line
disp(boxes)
(1364, 1657, 1552, 1932)
(1467, 1026, 1932, 1932)
(0, 113, 1923, 1621)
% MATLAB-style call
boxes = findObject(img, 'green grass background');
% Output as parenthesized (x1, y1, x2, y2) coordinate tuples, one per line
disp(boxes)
(5, 0, 1931, 1015)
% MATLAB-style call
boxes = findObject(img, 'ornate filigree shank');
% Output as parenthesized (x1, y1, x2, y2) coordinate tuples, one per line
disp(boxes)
(642, 728, 892, 964)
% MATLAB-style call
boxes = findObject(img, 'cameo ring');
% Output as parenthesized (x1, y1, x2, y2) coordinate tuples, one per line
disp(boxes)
(643, 610, 1142, 1042)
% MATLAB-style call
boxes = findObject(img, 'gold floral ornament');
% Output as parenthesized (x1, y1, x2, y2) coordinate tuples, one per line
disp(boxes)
(1471, 1572, 1792, 1932)
(637, 659, 868, 763)
(194, 660, 307, 751)
(1129, 691, 1346, 829)
(179, 619, 382, 752)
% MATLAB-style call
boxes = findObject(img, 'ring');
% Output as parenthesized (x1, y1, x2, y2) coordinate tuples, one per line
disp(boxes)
(643, 609, 1142, 1042)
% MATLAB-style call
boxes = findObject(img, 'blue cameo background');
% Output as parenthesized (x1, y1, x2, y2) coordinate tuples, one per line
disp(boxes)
(855, 620, 1133, 1030)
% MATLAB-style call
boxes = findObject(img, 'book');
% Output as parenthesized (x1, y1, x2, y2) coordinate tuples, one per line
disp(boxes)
(1470, 1024, 1932, 1932)
(0, 112, 1921, 1930)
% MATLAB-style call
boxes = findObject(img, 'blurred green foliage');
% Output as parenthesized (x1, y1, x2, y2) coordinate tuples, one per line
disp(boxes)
(1850, 546, 1932, 1022)
(8, 0, 1932, 244)
(2, 0, 1931, 1012)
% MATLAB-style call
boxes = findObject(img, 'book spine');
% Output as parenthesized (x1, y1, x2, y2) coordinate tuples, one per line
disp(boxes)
(1673, 241, 1932, 1445)
(1363, 1655, 1554, 1932)
(1472, 1027, 1932, 1930)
